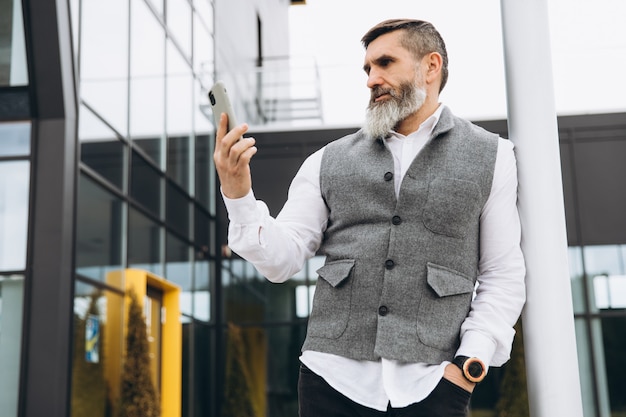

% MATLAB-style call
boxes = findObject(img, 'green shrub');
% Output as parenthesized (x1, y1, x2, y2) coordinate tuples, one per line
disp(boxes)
(117, 289, 160, 417)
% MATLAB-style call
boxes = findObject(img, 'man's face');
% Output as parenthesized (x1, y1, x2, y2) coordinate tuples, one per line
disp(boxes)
(362, 31, 426, 137)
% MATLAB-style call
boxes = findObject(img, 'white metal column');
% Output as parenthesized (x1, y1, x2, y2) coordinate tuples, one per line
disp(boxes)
(500, 1, 584, 416)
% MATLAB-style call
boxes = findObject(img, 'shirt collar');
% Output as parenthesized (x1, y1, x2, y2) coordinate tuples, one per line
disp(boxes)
(388, 104, 445, 140)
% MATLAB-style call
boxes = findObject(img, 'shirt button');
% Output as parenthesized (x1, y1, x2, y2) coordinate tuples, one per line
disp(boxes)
(385, 259, 395, 270)
(378, 305, 389, 316)
(392, 215, 402, 225)
(384, 172, 393, 181)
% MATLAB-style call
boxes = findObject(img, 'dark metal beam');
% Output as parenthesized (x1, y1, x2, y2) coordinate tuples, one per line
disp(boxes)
(19, 0, 78, 416)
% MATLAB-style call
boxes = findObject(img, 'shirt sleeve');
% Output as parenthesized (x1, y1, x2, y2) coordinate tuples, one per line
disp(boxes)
(223, 147, 329, 283)
(456, 138, 526, 367)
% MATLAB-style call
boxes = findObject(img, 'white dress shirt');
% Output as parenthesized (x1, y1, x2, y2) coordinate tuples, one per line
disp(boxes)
(222, 105, 526, 411)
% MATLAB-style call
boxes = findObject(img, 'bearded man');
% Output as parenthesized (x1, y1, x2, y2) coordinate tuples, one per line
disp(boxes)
(214, 19, 526, 417)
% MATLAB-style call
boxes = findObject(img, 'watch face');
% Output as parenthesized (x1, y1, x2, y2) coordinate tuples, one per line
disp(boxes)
(463, 358, 486, 383)
(467, 360, 484, 378)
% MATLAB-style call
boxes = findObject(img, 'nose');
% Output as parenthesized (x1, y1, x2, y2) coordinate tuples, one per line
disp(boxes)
(367, 68, 383, 89)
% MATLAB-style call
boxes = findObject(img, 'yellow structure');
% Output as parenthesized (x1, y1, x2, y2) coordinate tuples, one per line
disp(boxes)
(107, 269, 182, 417)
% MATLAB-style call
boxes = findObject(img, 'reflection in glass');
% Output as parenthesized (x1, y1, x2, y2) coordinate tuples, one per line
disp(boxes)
(128, 207, 163, 276)
(79, 105, 126, 190)
(194, 206, 211, 255)
(167, 135, 191, 192)
(80, 0, 129, 136)
(188, 322, 214, 415)
(130, 151, 162, 218)
(130, 0, 165, 162)
(0, 275, 25, 417)
(167, 0, 192, 58)
(166, 232, 192, 315)
(71, 281, 125, 417)
(0, 0, 28, 86)
(194, 133, 214, 213)
(0, 161, 29, 271)
(600, 316, 626, 415)
(583, 245, 626, 310)
(0, 121, 30, 157)
(195, 78, 214, 134)
(193, 260, 212, 322)
(166, 181, 190, 237)
(193, 0, 214, 34)
(194, 16, 214, 91)
(76, 175, 124, 283)
(167, 41, 193, 137)
(296, 284, 315, 318)
(569, 246, 586, 314)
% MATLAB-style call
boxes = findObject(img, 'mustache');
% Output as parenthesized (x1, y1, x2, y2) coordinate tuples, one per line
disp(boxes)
(370, 86, 398, 103)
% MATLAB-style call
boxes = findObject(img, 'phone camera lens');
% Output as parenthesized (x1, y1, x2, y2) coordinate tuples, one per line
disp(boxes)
(209, 91, 216, 105)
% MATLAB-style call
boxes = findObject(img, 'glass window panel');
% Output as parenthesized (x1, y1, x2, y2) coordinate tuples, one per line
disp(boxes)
(194, 133, 214, 213)
(166, 181, 190, 237)
(79, 105, 126, 190)
(80, 0, 129, 136)
(584, 245, 626, 310)
(148, 0, 164, 17)
(209, 219, 216, 257)
(193, 0, 213, 35)
(71, 281, 125, 417)
(189, 322, 214, 415)
(128, 207, 163, 276)
(76, 175, 124, 284)
(583, 245, 623, 276)
(195, 78, 214, 134)
(0, 121, 30, 156)
(295, 284, 314, 318)
(265, 323, 303, 415)
(193, 260, 212, 322)
(600, 316, 626, 416)
(167, 0, 192, 58)
(0, 275, 25, 416)
(166, 42, 193, 191)
(130, 0, 165, 162)
(134, 137, 162, 166)
(569, 246, 586, 314)
(167, 41, 193, 137)
(0, 161, 29, 271)
(167, 136, 191, 192)
(194, 205, 210, 253)
(193, 16, 213, 84)
(166, 232, 192, 315)
(0, 0, 28, 86)
(131, 150, 163, 218)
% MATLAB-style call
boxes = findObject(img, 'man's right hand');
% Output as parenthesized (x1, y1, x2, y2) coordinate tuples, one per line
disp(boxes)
(213, 112, 257, 199)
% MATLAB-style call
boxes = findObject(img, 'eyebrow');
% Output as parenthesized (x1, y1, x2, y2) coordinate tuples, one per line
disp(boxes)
(362, 54, 395, 73)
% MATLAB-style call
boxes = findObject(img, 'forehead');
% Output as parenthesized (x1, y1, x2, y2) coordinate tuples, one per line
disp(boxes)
(363, 30, 413, 64)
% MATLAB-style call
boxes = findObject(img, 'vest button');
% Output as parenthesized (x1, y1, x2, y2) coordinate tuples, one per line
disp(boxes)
(392, 215, 402, 225)
(385, 259, 395, 270)
(384, 172, 393, 181)
(378, 305, 389, 316)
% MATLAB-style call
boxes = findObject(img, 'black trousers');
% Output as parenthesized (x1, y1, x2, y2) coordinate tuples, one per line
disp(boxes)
(298, 364, 471, 417)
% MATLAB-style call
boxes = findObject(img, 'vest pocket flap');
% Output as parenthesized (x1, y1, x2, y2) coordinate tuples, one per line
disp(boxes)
(426, 263, 474, 297)
(316, 259, 356, 288)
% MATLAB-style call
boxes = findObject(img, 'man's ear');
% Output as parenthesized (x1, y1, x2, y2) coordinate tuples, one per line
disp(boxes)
(424, 52, 443, 86)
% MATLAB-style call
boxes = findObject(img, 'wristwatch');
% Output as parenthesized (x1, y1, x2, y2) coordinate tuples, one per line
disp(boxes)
(452, 356, 487, 383)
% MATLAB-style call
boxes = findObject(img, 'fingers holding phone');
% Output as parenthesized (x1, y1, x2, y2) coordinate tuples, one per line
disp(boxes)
(210, 81, 256, 199)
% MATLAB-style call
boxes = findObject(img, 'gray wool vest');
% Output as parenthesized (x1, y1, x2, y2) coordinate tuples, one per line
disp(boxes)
(301, 107, 499, 364)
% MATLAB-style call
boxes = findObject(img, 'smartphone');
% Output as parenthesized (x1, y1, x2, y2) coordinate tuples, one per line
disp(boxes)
(208, 80, 240, 137)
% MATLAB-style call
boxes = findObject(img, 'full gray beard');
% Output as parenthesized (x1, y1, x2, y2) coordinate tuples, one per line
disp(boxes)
(363, 83, 427, 138)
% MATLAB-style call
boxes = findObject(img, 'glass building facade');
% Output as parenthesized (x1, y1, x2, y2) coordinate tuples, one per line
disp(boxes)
(70, 0, 218, 415)
(1, 0, 626, 416)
